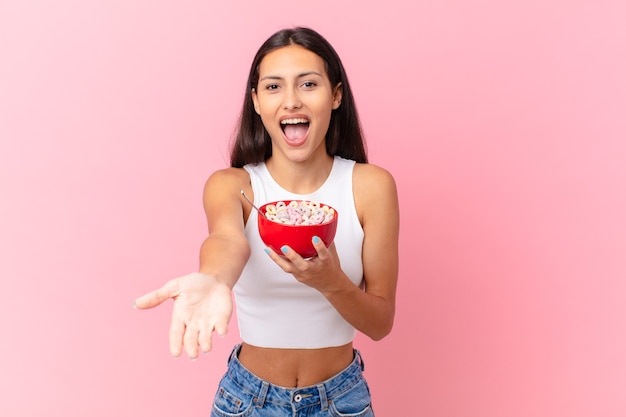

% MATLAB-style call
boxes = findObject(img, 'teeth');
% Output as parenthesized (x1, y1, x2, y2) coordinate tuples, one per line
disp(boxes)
(281, 118, 309, 125)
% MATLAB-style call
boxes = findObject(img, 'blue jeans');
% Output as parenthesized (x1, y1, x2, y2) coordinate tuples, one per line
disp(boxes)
(211, 344, 375, 417)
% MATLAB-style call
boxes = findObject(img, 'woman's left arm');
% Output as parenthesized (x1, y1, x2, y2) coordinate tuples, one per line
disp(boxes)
(269, 164, 399, 340)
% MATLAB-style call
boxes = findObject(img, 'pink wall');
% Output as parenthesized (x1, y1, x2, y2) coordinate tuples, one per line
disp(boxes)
(1, 1, 625, 416)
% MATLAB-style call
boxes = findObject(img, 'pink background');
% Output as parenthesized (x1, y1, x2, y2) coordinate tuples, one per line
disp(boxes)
(1, 1, 625, 416)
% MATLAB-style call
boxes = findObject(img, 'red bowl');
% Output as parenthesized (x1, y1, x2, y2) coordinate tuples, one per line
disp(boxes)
(258, 200, 338, 258)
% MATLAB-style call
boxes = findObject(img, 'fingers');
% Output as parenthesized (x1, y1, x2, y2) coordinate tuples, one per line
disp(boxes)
(134, 280, 180, 310)
(183, 325, 200, 358)
(198, 325, 213, 354)
(197, 319, 228, 353)
(264, 246, 293, 270)
(272, 236, 328, 266)
(214, 319, 229, 338)
(265, 243, 316, 272)
(175, 321, 229, 358)
(136, 274, 232, 359)
(169, 314, 185, 357)
(311, 236, 330, 260)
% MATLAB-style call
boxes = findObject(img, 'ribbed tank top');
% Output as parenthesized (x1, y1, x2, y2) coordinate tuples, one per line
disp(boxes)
(236, 156, 364, 349)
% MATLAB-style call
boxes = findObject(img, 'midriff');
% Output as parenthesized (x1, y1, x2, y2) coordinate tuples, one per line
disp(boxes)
(238, 342, 355, 388)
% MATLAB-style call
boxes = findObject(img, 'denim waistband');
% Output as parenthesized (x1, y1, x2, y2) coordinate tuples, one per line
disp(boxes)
(225, 344, 365, 411)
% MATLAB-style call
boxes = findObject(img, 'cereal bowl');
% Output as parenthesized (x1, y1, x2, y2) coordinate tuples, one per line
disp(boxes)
(258, 200, 338, 258)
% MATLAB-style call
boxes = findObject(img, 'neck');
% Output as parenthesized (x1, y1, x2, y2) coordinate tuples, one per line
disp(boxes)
(266, 153, 334, 194)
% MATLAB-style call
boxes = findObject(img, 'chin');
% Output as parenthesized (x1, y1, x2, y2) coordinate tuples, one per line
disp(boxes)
(284, 150, 312, 162)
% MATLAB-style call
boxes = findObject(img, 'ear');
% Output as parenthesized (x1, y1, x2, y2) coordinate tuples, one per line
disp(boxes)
(332, 83, 343, 110)
(251, 88, 261, 114)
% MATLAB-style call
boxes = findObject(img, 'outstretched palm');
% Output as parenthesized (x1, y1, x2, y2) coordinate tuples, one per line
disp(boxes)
(135, 272, 232, 358)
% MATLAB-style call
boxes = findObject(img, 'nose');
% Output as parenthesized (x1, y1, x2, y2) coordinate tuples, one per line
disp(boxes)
(282, 87, 302, 110)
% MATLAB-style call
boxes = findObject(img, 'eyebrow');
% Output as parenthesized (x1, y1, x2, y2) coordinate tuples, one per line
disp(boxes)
(259, 71, 323, 82)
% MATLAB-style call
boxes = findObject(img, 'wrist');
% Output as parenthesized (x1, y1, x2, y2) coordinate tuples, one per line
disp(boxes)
(321, 272, 355, 299)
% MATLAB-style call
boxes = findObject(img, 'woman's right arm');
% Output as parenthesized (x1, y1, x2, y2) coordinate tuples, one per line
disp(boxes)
(133, 168, 251, 359)
(198, 168, 251, 288)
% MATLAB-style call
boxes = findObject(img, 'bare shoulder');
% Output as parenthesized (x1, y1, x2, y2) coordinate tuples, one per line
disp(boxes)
(205, 167, 250, 189)
(203, 167, 251, 201)
(353, 162, 395, 185)
(352, 163, 399, 223)
(353, 163, 398, 202)
(202, 167, 252, 230)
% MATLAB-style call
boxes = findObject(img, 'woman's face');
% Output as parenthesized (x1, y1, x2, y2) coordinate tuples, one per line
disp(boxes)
(252, 45, 342, 163)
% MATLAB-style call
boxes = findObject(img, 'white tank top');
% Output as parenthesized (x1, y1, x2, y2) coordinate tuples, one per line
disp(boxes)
(236, 156, 364, 348)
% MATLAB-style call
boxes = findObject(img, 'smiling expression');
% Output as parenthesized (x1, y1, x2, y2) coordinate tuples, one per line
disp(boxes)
(252, 45, 342, 163)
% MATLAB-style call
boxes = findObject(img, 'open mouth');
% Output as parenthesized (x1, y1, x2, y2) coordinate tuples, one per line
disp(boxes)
(280, 118, 310, 144)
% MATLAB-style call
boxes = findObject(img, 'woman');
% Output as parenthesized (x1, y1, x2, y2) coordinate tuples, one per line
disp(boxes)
(135, 27, 399, 416)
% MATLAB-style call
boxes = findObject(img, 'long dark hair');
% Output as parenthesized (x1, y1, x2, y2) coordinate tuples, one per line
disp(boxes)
(230, 27, 367, 167)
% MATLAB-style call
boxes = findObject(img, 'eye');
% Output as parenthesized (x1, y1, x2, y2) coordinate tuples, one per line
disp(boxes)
(265, 83, 280, 91)
(301, 81, 317, 89)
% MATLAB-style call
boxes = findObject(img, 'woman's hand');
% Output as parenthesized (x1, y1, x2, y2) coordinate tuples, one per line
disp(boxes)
(134, 272, 232, 359)
(266, 237, 345, 295)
